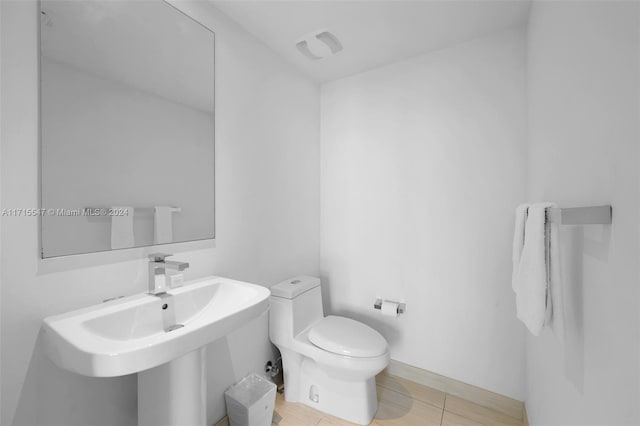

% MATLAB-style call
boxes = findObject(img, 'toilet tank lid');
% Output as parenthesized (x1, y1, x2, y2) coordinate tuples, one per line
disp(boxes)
(270, 276, 320, 299)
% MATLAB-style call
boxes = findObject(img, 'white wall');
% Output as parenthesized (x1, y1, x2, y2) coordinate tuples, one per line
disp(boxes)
(525, 2, 639, 425)
(320, 27, 527, 400)
(0, 1, 319, 425)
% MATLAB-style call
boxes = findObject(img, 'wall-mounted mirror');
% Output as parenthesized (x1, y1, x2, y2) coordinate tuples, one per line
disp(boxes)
(40, 1, 215, 258)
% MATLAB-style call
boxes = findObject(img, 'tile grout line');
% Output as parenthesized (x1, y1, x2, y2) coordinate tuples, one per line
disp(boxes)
(376, 381, 445, 425)
(445, 392, 522, 426)
(377, 380, 446, 426)
(444, 393, 508, 426)
(376, 381, 445, 412)
(385, 361, 524, 420)
(440, 394, 447, 426)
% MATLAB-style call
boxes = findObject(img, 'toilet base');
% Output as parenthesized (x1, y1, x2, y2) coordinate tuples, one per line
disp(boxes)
(282, 352, 378, 425)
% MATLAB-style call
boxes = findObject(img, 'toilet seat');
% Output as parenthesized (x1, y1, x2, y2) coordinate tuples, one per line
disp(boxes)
(308, 316, 387, 358)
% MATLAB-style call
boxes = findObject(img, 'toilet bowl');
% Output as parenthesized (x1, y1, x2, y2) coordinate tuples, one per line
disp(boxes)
(269, 276, 389, 425)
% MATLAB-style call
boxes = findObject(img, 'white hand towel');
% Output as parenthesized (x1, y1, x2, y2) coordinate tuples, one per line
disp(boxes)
(512, 204, 529, 291)
(154, 206, 174, 244)
(514, 202, 556, 336)
(110, 206, 134, 249)
(545, 217, 565, 341)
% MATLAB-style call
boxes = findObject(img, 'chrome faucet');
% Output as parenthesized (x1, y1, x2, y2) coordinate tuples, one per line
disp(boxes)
(148, 253, 189, 295)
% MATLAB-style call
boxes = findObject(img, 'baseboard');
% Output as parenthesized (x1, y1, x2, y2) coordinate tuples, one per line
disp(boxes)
(384, 359, 524, 420)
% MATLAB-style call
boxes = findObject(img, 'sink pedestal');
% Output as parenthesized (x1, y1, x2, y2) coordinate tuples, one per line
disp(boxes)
(138, 347, 206, 426)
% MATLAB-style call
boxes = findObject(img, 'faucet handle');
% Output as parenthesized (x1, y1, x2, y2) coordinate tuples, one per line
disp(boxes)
(148, 253, 172, 262)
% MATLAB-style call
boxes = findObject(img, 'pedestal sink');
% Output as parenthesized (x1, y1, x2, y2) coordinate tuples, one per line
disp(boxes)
(41, 276, 271, 426)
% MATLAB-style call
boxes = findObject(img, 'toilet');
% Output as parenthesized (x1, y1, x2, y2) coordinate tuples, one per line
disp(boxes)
(269, 276, 389, 425)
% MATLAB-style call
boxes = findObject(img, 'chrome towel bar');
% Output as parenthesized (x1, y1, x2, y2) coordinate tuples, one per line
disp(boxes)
(545, 205, 612, 225)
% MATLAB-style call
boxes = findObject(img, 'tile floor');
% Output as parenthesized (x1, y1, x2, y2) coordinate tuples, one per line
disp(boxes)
(217, 372, 524, 426)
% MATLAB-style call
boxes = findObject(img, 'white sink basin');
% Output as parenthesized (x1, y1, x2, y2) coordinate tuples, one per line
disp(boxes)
(41, 276, 270, 377)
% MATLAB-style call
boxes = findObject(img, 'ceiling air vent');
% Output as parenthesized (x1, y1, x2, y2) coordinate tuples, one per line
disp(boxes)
(295, 30, 343, 60)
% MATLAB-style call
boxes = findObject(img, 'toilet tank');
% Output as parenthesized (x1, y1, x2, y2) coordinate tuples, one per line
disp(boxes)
(269, 276, 324, 344)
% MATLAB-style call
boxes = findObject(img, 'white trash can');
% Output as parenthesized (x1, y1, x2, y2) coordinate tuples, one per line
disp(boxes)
(224, 373, 277, 426)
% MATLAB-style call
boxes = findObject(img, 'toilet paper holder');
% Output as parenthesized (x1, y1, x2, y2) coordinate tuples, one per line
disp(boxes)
(374, 298, 406, 314)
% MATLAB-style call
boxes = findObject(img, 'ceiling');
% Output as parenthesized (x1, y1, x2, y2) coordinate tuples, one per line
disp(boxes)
(212, 0, 531, 83)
